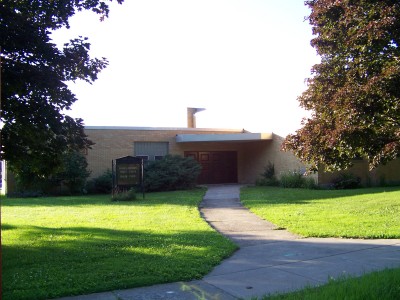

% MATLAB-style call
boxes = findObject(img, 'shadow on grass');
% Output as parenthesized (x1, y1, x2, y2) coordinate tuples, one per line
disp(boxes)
(2, 224, 236, 300)
(1, 188, 207, 208)
(241, 186, 400, 205)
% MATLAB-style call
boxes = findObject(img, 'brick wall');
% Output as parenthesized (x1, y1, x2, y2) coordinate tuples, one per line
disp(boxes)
(85, 127, 244, 179)
(319, 158, 400, 187)
(85, 127, 310, 184)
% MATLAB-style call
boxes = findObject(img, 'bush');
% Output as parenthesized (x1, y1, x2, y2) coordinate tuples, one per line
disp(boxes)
(280, 170, 317, 189)
(12, 151, 90, 196)
(59, 151, 91, 194)
(111, 188, 137, 201)
(144, 155, 201, 192)
(303, 176, 318, 189)
(86, 170, 113, 194)
(256, 162, 280, 186)
(332, 173, 361, 189)
(256, 177, 280, 186)
(280, 171, 304, 188)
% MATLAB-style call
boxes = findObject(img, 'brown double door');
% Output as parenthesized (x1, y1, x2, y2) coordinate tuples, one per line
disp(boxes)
(185, 151, 238, 184)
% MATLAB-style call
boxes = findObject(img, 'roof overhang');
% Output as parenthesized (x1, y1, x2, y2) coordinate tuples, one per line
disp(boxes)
(176, 132, 273, 143)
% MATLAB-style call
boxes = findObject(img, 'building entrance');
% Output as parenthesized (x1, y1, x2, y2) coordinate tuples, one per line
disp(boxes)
(185, 151, 238, 184)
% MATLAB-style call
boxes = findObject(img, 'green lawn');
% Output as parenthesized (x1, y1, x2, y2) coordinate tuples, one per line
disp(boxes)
(1, 189, 237, 300)
(242, 186, 400, 300)
(262, 267, 400, 300)
(241, 186, 400, 238)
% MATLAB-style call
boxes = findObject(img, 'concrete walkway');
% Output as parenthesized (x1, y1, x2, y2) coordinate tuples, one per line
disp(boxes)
(58, 185, 400, 300)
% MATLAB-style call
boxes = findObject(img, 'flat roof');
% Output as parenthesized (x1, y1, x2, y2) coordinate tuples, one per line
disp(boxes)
(85, 126, 245, 132)
(176, 132, 273, 143)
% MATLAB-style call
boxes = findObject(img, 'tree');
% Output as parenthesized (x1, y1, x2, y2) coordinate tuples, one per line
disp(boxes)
(283, 0, 400, 172)
(0, 0, 123, 180)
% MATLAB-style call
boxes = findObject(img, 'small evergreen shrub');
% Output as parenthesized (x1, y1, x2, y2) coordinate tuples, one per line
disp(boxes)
(111, 188, 137, 201)
(332, 173, 361, 189)
(256, 162, 280, 186)
(86, 170, 113, 194)
(144, 155, 201, 192)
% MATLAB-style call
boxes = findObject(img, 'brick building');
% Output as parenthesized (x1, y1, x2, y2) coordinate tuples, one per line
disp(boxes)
(1, 108, 398, 194)
(85, 126, 307, 185)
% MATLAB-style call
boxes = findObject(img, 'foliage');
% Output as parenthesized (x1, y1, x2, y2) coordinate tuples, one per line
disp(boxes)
(332, 173, 362, 189)
(144, 155, 202, 192)
(262, 268, 400, 300)
(111, 188, 136, 201)
(13, 151, 90, 195)
(279, 171, 317, 189)
(241, 186, 400, 238)
(283, 0, 400, 172)
(0, 0, 123, 180)
(86, 169, 113, 194)
(2, 190, 236, 300)
(256, 162, 280, 186)
(58, 151, 91, 194)
(262, 161, 275, 179)
(279, 171, 304, 188)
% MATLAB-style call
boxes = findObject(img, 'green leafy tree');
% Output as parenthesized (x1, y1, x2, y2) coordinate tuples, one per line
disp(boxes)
(0, 0, 123, 180)
(283, 0, 400, 172)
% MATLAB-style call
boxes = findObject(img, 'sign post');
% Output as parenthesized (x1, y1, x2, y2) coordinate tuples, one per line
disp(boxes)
(112, 156, 144, 198)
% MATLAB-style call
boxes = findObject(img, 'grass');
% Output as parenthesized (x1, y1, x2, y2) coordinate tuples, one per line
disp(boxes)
(261, 267, 400, 300)
(1, 189, 237, 300)
(241, 186, 400, 238)
(241, 186, 400, 300)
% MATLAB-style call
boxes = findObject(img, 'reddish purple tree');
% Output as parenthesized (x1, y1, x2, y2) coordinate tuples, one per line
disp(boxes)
(283, 0, 400, 172)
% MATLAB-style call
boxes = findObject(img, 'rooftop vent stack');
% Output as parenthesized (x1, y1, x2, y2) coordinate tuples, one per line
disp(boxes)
(187, 107, 205, 128)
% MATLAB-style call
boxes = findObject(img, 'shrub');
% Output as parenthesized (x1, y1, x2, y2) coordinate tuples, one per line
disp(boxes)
(86, 170, 113, 194)
(256, 162, 280, 186)
(303, 176, 318, 189)
(280, 171, 304, 188)
(111, 188, 137, 201)
(144, 155, 201, 192)
(332, 173, 361, 189)
(12, 151, 90, 196)
(279, 170, 317, 189)
(256, 177, 280, 186)
(58, 151, 91, 194)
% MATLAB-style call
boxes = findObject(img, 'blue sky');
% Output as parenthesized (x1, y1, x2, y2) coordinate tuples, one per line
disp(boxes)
(52, 0, 319, 136)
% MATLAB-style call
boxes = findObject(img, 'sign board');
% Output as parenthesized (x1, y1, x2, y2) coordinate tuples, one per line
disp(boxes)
(116, 163, 140, 186)
(112, 156, 144, 197)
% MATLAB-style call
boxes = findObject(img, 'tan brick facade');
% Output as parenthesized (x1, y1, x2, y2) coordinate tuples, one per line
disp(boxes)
(318, 158, 400, 187)
(85, 127, 309, 184)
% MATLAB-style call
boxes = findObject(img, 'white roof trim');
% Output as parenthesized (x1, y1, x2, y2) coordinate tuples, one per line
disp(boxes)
(176, 132, 273, 143)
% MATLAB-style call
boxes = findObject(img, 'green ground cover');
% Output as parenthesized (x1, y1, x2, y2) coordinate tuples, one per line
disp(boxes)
(262, 267, 400, 300)
(242, 186, 400, 299)
(241, 186, 400, 238)
(1, 189, 237, 300)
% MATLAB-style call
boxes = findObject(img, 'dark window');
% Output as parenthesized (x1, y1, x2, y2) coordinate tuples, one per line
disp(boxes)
(134, 142, 169, 160)
(135, 155, 149, 161)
